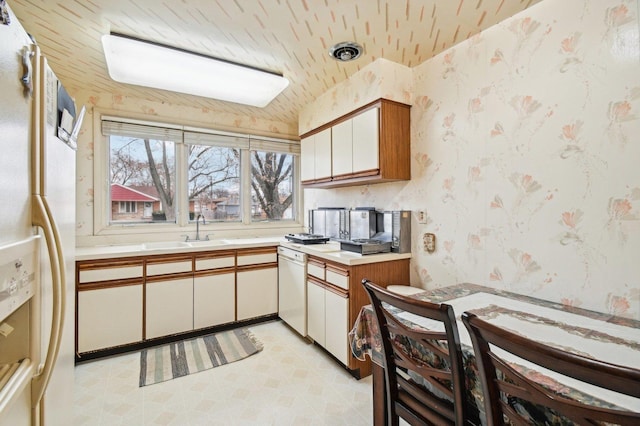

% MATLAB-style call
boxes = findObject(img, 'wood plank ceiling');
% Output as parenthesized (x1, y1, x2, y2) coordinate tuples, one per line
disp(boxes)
(10, 0, 541, 130)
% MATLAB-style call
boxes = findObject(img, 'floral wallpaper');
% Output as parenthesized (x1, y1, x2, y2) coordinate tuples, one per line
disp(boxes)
(304, 0, 640, 319)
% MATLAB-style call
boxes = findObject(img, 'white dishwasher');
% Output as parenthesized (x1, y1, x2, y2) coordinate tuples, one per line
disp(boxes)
(278, 246, 307, 336)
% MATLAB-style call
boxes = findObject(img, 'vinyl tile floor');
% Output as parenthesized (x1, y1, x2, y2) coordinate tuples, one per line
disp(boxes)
(73, 320, 376, 425)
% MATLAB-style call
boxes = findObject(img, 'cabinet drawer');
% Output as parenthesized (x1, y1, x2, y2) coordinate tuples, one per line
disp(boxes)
(307, 262, 325, 280)
(195, 256, 235, 271)
(237, 252, 277, 266)
(326, 269, 349, 290)
(79, 265, 143, 283)
(146, 260, 192, 276)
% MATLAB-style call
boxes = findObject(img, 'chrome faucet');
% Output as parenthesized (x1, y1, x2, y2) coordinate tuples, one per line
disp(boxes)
(184, 214, 209, 242)
(194, 214, 208, 241)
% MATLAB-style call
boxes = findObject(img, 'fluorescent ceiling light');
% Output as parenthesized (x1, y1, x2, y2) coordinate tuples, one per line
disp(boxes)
(101, 33, 289, 108)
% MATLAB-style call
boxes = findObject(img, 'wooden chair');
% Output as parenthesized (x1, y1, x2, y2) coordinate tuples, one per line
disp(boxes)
(362, 279, 471, 425)
(462, 311, 640, 426)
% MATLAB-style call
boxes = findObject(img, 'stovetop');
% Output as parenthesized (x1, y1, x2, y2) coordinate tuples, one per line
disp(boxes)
(285, 233, 330, 244)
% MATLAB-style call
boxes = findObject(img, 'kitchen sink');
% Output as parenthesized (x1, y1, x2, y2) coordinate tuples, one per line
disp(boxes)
(186, 239, 229, 247)
(142, 241, 192, 250)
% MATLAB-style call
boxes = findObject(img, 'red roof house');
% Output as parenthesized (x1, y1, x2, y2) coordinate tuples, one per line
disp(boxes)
(110, 183, 160, 221)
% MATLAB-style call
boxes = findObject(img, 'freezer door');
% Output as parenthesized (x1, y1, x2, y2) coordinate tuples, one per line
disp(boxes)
(34, 56, 76, 426)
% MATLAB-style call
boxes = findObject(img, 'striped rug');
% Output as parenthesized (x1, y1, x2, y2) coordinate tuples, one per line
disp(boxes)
(139, 328, 263, 387)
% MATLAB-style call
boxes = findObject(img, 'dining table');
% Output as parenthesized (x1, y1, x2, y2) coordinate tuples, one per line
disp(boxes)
(348, 283, 640, 425)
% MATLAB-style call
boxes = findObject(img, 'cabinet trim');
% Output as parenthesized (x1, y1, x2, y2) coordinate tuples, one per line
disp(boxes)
(146, 271, 193, 283)
(325, 282, 348, 298)
(145, 253, 194, 263)
(308, 258, 325, 266)
(78, 278, 143, 291)
(326, 264, 348, 276)
(332, 168, 379, 180)
(194, 268, 235, 278)
(236, 262, 278, 272)
(237, 247, 277, 256)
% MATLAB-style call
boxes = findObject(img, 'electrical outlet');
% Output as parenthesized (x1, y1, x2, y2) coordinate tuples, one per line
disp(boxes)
(418, 210, 428, 224)
(423, 233, 436, 253)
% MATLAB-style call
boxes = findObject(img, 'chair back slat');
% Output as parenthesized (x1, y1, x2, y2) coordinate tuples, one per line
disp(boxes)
(462, 311, 640, 426)
(362, 279, 471, 425)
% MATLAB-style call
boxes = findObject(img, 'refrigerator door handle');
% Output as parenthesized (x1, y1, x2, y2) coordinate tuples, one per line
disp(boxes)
(30, 194, 65, 408)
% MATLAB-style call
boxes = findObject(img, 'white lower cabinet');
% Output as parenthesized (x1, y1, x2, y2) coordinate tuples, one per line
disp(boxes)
(237, 267, 278, 320)
(324, 288, 349, 365)
(193, 272, 235, 329)
(307, 278, 326, 345)
(77, 284, 143, 353)
(306, 277, 349, 365)
(145, 277, 194, 339)
(76, 246, 279, 357)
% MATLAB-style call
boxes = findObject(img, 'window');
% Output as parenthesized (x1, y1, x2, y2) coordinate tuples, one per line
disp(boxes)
(109, 126, 176, 223)
(185, 133, 244, 223)
(101, 117, 300, 229)
(118, 201, 137, 213)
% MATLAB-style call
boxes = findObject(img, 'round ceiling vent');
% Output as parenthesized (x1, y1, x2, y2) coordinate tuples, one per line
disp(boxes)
(329, 42, 363, 62)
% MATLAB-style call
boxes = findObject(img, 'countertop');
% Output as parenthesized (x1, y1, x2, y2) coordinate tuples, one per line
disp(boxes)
(279, 241, 411, 265)
(75, 237, 282, 261)
(76, 238, 412, 266)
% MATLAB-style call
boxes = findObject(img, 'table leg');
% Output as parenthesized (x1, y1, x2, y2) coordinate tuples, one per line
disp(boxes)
(372, 362, 387, 426)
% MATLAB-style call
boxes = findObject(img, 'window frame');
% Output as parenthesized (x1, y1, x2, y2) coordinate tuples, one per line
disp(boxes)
(118, 201, 137, 213)
(93, 112, 302, 237)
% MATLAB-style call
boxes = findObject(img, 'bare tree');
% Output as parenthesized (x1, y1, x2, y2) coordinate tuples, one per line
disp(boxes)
(144, 139, 175, 220)
(110, 139, 147, 184)
(188, 146, 239, 199)
(251, 151, 292, 219)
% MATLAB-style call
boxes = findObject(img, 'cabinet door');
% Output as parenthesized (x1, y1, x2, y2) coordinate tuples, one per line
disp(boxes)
(77, 284, 143, 353)
(193, 272, 235, 329)
(237, 267, 278, 320)
(331, 119, 353, 176)
(314, 128, 332, 179)
(307, 279, 325, 345)
(352, 107, 379, 173)
(300, 135, 315, 182)
(146, 277, 194, 339)
(324, 288, 349, 365)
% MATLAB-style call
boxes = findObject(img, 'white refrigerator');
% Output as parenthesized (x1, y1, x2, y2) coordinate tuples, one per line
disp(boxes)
(0, 4, 80, 425)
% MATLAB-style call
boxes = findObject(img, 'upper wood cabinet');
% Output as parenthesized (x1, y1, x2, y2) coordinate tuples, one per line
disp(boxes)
(300, 127, 332, 182)
(300, 98, 410, 188)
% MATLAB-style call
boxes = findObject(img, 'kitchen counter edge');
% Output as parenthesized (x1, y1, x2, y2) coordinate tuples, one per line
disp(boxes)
(76, 238, 412, 266)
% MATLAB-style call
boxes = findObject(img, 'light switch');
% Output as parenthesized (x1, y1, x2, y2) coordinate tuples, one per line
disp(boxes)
(418, 210, 428, 224)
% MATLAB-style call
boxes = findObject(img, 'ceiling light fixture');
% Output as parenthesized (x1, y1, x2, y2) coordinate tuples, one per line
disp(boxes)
(101, 33, 289, 108)
(329, 42, 363, 62)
